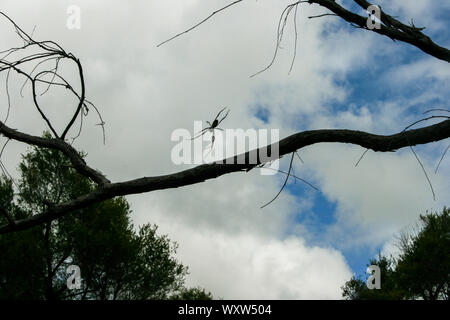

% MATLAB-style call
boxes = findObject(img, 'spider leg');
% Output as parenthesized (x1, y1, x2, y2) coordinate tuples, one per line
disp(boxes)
(216, 108, 230, 126)
(211, 132, 216, 147)
(187, 107, 229, 141)
(202, 132, 216, 160)
(213, 106, 227, 122)
(187, 127, 210, 140)
(208, 132, 216, 152)
(196, 127, 211, 135)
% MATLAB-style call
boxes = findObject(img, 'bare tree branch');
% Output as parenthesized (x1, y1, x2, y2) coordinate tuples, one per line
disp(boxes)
(311, 0, 450, 62)
(424, 109, 450, 115)
(61, 57, 85, 140)
(1, 119, 449, 234)
(0, 121, 109, 185)
(0, 8, 449, 234)
(0, 12, 98, 141)
(159, 0, 450, 81)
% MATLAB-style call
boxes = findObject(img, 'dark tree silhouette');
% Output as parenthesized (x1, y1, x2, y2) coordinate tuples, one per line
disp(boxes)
(342, 207, 450, 300)
(0, 141, 211, 300)
(0, 1, 449, 234)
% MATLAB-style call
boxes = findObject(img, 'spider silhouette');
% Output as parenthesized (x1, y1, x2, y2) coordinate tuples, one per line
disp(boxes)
(189, 107, 230, 148)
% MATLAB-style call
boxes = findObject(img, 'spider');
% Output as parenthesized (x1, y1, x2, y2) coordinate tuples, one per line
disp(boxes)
(189, 107, 230, 148)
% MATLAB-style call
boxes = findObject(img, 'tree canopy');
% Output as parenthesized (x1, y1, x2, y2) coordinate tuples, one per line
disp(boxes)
(341, 207, 450, 300)
(0, 137, 212, 300)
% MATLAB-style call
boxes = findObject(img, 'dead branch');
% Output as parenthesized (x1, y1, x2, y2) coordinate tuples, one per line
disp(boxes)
(0, 12, 103, 142)
(312, 0, 450, 62)
(157, 0, 450, 67)
(1, 118, 449, 234)
(0, 121, 109, 185)
(0, 7, 449, 234)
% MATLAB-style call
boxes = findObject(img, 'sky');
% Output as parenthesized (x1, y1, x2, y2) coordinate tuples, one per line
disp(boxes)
(0, 0, 449, 299)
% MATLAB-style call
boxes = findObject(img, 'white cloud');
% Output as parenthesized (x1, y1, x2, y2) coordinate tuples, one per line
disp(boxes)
(133, 221, 352, 299)
(383, 0, 450, 32)
(384, 58, 450, 84)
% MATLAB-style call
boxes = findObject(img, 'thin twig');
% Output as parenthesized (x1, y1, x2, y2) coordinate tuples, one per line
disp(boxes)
(0, 138, 17, 188)
(71, 106, 85, 144)
(157, 0, 245, 47)
(355, 148, 369, 167)
(251, 2, 297, 78)
(288, 3, 300, 75)
(295, 151, 304, 163)
(4, 68, 11, 123)
(435, 144, 449, 174)
(39, 57, 62, 96)
(261, 165, 319, 191)
(403, 115, 449, 132)
(308, 13, 338, 19)
(261, 152, 295, 208)
(251, 1, 312, 77)
(0, 138, 10, 159)
(423, 108, 449, 114)
(85, 99, 106, 145)
(409, 145, 435, 201)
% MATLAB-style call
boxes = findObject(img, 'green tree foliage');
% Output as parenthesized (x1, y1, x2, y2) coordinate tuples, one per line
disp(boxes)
(341, 255, 404, 300)
(0, 135, 211, 300)
(170, 287, 214, 300)
(341, 207, 450, 300)
(395, 208, 450, 300)
(0, 179, 45, 299)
